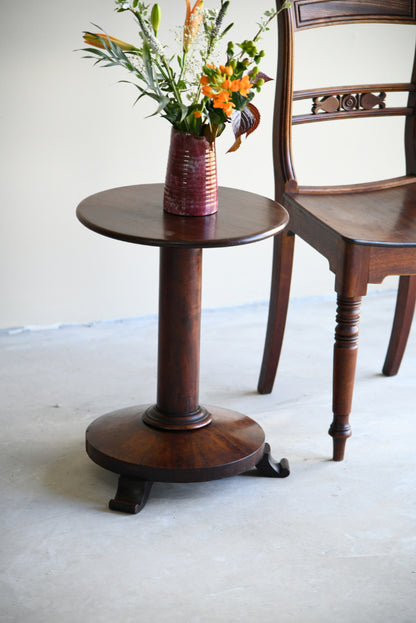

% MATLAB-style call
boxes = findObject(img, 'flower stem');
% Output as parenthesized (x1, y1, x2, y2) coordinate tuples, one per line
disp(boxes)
(252, 1, 291, 43)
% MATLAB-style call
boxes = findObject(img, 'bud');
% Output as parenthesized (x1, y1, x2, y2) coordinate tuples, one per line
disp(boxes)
(183, 0, 204, 52)
(83, 32, 137, 52)
(151, 4, 161, 37)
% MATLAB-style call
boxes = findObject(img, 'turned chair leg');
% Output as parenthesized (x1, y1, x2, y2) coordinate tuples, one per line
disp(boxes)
(329, 295, 362, 461)
(383, 275, 416, 377)
(258, 231, 295, 394)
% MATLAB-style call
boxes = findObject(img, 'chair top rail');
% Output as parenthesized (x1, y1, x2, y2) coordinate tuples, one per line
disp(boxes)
(292, 0, 416, 30)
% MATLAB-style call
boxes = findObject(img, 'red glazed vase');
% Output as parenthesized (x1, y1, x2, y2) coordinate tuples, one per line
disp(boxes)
(163, 128, 218, 216)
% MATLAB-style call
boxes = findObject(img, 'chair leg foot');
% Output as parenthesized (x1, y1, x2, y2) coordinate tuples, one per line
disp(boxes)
(329, 423, 352, 461)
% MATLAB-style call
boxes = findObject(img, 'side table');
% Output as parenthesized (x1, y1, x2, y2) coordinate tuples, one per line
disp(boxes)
(77, 183, 290, 513)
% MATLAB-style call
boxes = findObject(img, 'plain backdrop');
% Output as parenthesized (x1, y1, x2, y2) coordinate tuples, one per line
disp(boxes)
(1, 0, 414, 329)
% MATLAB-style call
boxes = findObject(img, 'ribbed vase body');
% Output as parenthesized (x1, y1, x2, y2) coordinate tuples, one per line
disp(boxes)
(163, 128, 218, 216)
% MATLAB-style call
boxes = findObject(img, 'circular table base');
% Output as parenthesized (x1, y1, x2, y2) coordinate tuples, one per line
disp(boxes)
(86, 404, 266, 483)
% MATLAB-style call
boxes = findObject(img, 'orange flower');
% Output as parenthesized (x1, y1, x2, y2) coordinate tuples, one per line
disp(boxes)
(219, 65, 233, 77)
(200, 63, 253, 117)
(183, 0, 204, 52)
(213, 90, 235, 117)
(222, 102, 235, 116)
(193, 110, 203, 118)
(83, 32, 137, 52)
(239, 75, 253, 97)
(213, 90, 230, 105)
(202, 85, 213, 97)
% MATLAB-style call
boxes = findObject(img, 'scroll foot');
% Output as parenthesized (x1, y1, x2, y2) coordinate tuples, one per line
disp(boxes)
(255, 443, 290, 478)
(109, 476, 153, 514)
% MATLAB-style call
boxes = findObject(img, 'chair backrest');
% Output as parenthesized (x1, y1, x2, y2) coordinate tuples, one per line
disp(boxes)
(274, 0, 416, 195)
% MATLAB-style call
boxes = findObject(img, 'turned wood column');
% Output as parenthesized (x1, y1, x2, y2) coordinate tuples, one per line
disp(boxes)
(143, 246, 212, 430)
(329, 295, 361, 461)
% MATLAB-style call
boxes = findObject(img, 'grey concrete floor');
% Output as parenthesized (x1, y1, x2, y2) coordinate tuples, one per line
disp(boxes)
(1, 291, 415, 623)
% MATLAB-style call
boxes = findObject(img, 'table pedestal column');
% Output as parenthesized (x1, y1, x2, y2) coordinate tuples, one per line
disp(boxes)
(143, 247, 212, 430)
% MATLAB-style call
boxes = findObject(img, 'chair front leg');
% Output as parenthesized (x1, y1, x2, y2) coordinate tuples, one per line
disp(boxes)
(329, 295, 362, 461)
(258, 231, 295, 394)
(382, 275, 416, 377)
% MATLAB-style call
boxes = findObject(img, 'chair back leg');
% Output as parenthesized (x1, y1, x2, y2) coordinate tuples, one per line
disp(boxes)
(258, 231, 295, 394)
(383, 275, 416, 376)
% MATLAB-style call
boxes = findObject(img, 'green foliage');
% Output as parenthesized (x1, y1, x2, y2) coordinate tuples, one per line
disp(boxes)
(80, 0, 291, 145)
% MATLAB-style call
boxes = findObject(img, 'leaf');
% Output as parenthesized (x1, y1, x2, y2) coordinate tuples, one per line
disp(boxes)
(245, 103, 261, 137)
(178, 103, 190, 122)
(142, 40, 156, 90)
(227, 135, 242, 153)
(146, 95, 171, 117)
(227, 103, 261, 152)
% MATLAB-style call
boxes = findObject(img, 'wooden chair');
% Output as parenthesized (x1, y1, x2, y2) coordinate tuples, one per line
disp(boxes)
(258, 0, 416, 460)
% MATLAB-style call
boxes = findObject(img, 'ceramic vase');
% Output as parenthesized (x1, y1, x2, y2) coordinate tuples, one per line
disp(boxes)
(163, 128, 218, 216)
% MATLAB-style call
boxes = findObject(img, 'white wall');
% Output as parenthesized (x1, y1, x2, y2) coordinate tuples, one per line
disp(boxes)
(1, 1, 414, 329)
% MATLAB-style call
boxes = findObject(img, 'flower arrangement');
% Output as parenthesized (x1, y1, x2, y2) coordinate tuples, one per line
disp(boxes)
(82, 0, 291, 150)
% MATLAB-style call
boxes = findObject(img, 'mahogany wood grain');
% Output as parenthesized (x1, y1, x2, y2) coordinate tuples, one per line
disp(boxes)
(330, 295, 361, 460)
(298, 176, 416, 195)
(293, 0, 416, 30)
(77, 184, 288, 248)
(293, 107, 412, 125)
(86, 405, 266, 483)
(258, 231, 295, 393)
(146, 247, 210, 429)
(383, 275, 416, 375)
(294, 84, 416, 100)
(259, 0, 416, 461)
(287, 184, 416, 247)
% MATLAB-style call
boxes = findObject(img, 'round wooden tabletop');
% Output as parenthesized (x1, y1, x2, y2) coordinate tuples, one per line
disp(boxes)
(76, 183, 288, 248)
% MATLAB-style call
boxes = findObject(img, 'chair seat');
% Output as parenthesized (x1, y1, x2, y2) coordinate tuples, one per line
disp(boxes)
(285, 182, 416, 247)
